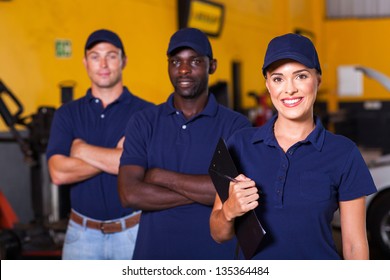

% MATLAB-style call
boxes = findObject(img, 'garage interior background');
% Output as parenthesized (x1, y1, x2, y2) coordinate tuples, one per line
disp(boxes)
(1, 0, 390, 254)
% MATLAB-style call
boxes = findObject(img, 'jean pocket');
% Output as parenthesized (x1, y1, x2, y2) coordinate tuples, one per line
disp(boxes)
(126, 224, 139, 243)
(64, 221, 82, 244)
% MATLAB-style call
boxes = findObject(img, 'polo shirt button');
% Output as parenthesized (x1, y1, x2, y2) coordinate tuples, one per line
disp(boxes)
(182, 125, 187, 129)
(100, 114, 105, 118)
(95, 99, 99, 103)
(176, 111, 180, 115)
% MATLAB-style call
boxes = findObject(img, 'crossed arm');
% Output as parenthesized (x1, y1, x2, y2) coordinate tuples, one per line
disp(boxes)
(118, 165, 216, 211)
(48, 137, 124, 185)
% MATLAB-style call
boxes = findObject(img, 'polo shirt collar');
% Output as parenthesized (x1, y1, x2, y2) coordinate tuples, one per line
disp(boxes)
(251, 114, 277, 146)
(163, 93, 218, 118)
(164, 94, 176, 115)
(305, 116, 325, 151)
(86, 86, 133, 105)
(251, 114, 325, 151)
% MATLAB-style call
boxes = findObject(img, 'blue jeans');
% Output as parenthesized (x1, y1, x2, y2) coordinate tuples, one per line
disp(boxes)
(62, 210, 139, 260)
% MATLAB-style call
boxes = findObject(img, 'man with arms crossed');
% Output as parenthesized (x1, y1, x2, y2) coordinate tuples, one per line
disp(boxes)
(47, 29, 154, 259)
(118, 28, 251, 259)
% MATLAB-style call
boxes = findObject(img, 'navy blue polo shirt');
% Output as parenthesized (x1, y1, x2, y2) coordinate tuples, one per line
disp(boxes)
(227, 114, 377, 260)
(120, 93, 251, 259)
(46, 87, 154, 220)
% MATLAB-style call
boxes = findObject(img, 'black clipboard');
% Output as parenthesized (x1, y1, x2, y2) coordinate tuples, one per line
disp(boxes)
(209, 138, 266, 260)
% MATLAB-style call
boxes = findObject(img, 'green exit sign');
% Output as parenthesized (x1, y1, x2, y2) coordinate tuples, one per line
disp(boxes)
(55, 39, 72, 58)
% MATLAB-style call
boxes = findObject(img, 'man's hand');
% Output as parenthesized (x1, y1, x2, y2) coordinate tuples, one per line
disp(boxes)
(70, 138, 87, 159)
(143, 168, 215, 205)
(69, 137, 123, 175)
(144, 168, 165, 185)
(116, 136, 125, 148)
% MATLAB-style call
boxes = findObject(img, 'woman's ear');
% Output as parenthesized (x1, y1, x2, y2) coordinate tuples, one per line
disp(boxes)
(209, 59, 217, 74)
(317, 74, 322, 87)
(265, 76, 270, 93)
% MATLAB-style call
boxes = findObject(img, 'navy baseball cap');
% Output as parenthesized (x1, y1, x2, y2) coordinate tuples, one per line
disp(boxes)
(167, 28, 213, 59)
(85, 29, 125, 56)
(262, 33, 321, 76)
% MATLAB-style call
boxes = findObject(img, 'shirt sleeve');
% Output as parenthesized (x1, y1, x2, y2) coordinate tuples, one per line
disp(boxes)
(338, 145, 377, 201)
(120, 111, 150, 168)
(46, 106, 74, 160)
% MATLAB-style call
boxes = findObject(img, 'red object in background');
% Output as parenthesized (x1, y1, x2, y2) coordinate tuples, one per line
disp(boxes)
(248, 92, 273, 127)
(254, 94, 272, 126)
(0, 191, 18, 229)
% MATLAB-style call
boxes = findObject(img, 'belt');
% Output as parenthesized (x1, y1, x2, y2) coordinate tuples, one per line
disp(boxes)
(70, 210, 141, 234)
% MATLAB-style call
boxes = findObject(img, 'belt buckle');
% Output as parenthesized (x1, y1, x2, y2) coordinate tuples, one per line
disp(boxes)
(100, 221, 121, 234)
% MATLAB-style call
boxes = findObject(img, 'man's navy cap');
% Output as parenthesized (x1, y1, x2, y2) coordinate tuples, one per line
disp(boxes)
(262, 33, 321, 76)
(167, 28, 213, 59)
(85, 29, 125, 56)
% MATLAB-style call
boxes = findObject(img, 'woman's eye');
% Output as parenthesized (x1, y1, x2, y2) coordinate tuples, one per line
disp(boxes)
(297, 74, 308, 79)
(273, 77, 282, 82)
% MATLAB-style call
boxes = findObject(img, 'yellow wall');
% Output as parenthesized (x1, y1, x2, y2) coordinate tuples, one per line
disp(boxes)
(4, 0, 386, 131)
(0, 0, 294, 130)
(0, 0, 178, 115)
(324, 18, 390, 103)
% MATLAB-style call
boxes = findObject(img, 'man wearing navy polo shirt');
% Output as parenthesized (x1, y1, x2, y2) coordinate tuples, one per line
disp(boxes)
(118, 28, 251, 259)
(46, 29, 154, 259)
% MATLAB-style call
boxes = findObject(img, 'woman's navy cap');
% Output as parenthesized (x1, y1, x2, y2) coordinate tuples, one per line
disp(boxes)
(262, 33, 321, 76)
(85, 29, 125, 56)
(167, 28, 213, 59)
